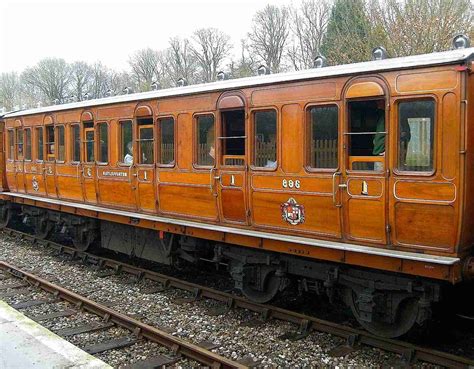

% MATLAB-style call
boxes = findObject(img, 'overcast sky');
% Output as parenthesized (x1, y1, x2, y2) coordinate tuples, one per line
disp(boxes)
(0, 0, 295, 74)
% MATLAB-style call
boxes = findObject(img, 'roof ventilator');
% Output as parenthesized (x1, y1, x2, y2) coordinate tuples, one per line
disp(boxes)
(177, 78, 188, 87)
(151, 81, 160, 90)
(313, 55, 327, 68)
(372, 46, 388, 61)
(106, 89, 115, 97)
(452, 34, 470, 49)
(257, 65, 270, 76)
(122, 86, 133, 94)
(217, 71, 228, 81)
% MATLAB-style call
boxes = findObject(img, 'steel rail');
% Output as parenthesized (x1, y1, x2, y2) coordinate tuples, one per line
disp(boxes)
(2, 227, 474, 369)
(0, 260, 247, 369)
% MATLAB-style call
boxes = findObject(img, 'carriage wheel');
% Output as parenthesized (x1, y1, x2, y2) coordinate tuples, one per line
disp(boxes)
(241, 266, 282, 304)
(0, 203, 12, 229)
(348, 289, 420, 338)
(34, 215, 52, 239)
(70, 225, 98, 251)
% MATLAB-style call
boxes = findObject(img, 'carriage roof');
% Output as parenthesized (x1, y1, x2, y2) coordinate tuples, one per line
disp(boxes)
(3, 47, 474, 119)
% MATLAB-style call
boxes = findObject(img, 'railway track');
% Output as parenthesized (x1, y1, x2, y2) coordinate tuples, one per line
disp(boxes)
(0, 260, 246, 369)
(2, 227, 473, 369)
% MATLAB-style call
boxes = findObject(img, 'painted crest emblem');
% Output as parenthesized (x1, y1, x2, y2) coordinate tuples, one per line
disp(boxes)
(32, 176, 39, 192)
(281, 198, 305, 225)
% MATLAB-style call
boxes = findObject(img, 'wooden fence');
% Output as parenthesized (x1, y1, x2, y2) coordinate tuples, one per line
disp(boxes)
(311, 139, 337, 168)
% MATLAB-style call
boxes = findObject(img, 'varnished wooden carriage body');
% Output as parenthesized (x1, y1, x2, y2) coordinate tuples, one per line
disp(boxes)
(1, 47, 474, 337)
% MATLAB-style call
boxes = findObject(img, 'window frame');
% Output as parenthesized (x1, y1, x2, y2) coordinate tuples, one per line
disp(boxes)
(7, 129, 14, 161)
(96, 121, 109, 165)
(45, 124, 55, 162)
(193, 112, 216, 169)
(157, 115, 176, 168)
(118, 119, 134, 167)
(35, 126, 44, 163)
(136, 117, 155, 166)
(393, 96, 437, 177)
(56, 124, 66, 163)
(83, 121, 95, 164)
(15, 127, 24, 161)
(70, 123, 81, 164)
(24, 128, 32, 162)
(250, 107, 278, 172)
(304, 102, 340, 173)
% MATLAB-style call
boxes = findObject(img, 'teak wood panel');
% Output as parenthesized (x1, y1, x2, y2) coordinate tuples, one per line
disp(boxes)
(1, 64, 470, 263)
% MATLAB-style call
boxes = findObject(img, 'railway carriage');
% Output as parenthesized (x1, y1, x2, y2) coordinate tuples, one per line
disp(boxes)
(1, 40, 474, 338)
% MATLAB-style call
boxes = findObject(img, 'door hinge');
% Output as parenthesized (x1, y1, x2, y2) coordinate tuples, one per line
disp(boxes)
(246, 209, 251, 217)
(386, 224, 391, 233)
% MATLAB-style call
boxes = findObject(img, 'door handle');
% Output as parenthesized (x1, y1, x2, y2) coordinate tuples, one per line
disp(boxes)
(213, 176, 221, 180)
(332, 171, 343, 208)
(338, 183, 347, 189)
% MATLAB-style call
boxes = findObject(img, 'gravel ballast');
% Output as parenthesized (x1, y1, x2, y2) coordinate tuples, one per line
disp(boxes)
(0, 230, 402, 367)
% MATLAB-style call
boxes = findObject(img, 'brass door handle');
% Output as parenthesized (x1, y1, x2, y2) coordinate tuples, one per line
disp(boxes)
(332, 171, 343, 208)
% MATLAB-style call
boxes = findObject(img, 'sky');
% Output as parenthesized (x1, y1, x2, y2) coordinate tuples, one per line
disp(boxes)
(0, 0, 294, 74)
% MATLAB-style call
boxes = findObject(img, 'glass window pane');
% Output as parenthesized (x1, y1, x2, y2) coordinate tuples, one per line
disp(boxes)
(139, 126, 153, 164)
(72, 125, 80, 162)
(84, 128, 94, 163)
(36, 127, 43, 161)
(159, 118, 174, 165)
(98, 123, 108, 163)
(196, 115, 215, 166)
(57, 126, 65, 161)
(16, 129, 24, 160)
(121, 121, 133, 164)
(46, 125, 55, 161)
(254, 110, 277, 168)
(398, 100, 435, 172)
(309, 106, 338, 169)
(25, 129, 32, 160)
(8, 130, 14, 159)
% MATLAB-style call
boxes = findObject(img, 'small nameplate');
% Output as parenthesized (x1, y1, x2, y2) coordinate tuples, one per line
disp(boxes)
(102, 171, 128, 177)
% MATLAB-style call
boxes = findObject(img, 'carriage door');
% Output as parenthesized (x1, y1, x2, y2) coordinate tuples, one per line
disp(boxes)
(82, 121, 97, 204)
(135, 106, 157, 213)
(338, 81, 389, 244)
(215, 94, 248, 224)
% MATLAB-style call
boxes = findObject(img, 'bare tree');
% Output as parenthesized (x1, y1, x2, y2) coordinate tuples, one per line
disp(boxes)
(248, 5, 290, 73)
(21, 58, 71, 104)
(70, 61, 93, 101)
(0, 72, 20, 111)
(370, 0, 473, 57)
(165, 37, 198, 85)
(88, 62, 111, 99)
(191, 28, 232, 82)
(128, 48, 161, 91)
(229, 39, 259, 78)
(288, 0, 331, 70)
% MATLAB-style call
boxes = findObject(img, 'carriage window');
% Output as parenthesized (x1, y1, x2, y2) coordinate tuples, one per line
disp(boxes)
(196, 115, 215, 166)
(254, 110, 277, 168)
(348, 100, 385, 171)
(57, 126, 65, 162)
(98, 123, 108, 163)
(25, 129, 32, 161)
(7, 130, 14, 160)
(221, 110, 245, 166)
(398, 100, 435, 172)
(16, 128, 24, 160)
(45, 125, 55, 161)
(158, 117, 174, 165)
(308, 105, 338, 169)
(120, 120, 133, 165)
(71, 125, 80, 162)
(137, 118, 154, 164)
(36, 127, 43, 161)
(83, 122, 94, 163)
